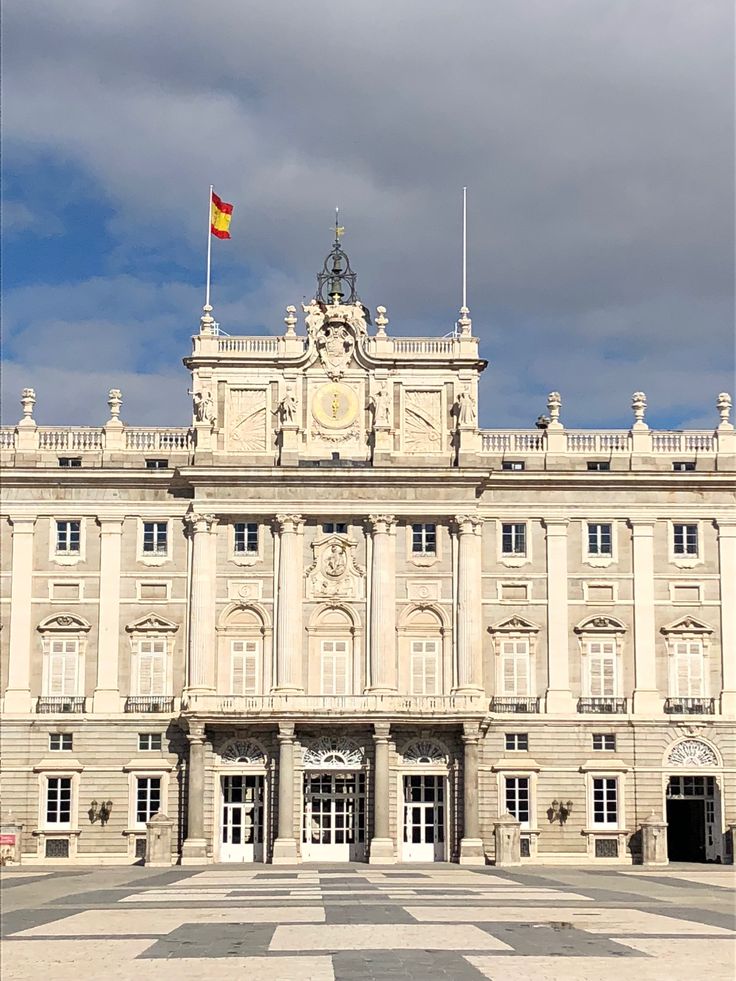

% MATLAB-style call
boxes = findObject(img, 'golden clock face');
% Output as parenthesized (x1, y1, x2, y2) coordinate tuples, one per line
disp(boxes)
(311, 382, 359, 430)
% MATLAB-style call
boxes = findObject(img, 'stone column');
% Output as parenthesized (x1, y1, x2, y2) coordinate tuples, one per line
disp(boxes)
(369, 722, 395, 863)
(93, 516, 124, 712)
(367, 515, 397, 692)
(629, 520, 661, 714)
(273, 723, 298, 864)
(459, 723, 485, 865)
(716, 521, 736, 715)
(640, 812, 668, 866)
(543, 519, 574, 712)
(181, 723, 208, 863)
(274, 515, 305, 692)
(5, 516, 36, 713)
(185, 513, 218, 692)
(454, 515, 484, 693)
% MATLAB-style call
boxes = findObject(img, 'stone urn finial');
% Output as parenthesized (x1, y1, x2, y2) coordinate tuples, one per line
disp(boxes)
(631, 391, 647, 429)
(375, 305, 389, 337)
(716, 392, 732, 429)
(200, 304, 215, 335)
(107, 388, 123, 419)
(547, 391, 562, 426)
(20, 388, 36, 420)
(284, 305, 297, 336)
(458, 306, 472, 337)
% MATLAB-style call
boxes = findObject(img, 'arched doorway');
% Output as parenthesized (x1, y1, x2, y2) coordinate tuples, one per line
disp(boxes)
(399, 738, 451, 862)
(215, 738, 268, 863)
(301, 737, 367, 862)
(665, 739, 723, 863)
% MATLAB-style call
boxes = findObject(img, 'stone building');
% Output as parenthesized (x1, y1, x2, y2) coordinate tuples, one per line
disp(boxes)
(1, 238, 735, 866)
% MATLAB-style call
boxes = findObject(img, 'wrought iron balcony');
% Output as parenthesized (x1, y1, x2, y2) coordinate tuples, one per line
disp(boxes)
(37, 696, 86, 714)
(664, 697, 715, 715)
(124, 696, 175, 713)
(577, 697, 627, 714)
(489, 697, 540, 713)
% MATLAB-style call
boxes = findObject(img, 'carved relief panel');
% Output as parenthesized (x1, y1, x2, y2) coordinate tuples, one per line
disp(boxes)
(226, 388, 268, 452)
(305, 534, 366, 600)
(402, 389, 444, 453)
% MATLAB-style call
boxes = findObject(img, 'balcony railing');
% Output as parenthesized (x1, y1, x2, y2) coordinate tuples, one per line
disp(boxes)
(489, 697, 540, 713)
(181, 693, 485, 716)
(37, 696, 86, 714)
(125, 696, 175, 713)
(577, 697, 627, 714)
(664, 697, 716, 715)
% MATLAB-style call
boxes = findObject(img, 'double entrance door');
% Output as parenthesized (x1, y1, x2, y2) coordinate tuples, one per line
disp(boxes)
(220, 774, 265, 862)
(402, 774, 446, 861)
(666, 775, 721, 862)
(302, 771, 366, 862)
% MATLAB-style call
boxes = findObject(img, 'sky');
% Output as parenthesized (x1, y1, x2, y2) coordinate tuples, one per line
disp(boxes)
(3, 0, 734, 430)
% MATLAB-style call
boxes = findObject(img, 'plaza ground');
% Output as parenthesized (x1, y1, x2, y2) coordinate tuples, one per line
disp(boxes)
(2, 863, 734, 980)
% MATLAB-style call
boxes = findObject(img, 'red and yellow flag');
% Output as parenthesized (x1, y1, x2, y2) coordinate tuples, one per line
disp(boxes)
(210, 191, 233, 239)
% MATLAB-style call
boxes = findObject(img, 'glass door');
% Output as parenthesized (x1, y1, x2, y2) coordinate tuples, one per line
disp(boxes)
(402, 774, 446, 861)
(302, 771, 366, 861)
(220, 774, 264, 862)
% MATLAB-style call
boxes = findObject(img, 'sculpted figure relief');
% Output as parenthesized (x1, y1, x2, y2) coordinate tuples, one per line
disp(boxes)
(370, 384, 392, 427)
(190, 389, 216, 425)
(457, 387, 477, 426)
(323, 543, 348, 578)
(278, 386, 298, 425)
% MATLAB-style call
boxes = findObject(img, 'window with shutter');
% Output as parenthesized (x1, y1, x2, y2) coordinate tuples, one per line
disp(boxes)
(138, 639, 166, 695)
(587, 641, 616, 697)
(673, 641, 704, 697)
(410, 640, 439, 695)
(321, 640, 350, 695)
(501, 639, 530, 695)
(231, 640, 259, 694)
(46, 639, 79, 696)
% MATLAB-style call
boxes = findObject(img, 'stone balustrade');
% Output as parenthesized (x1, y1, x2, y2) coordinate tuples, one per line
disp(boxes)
(180, 692, 485, 718)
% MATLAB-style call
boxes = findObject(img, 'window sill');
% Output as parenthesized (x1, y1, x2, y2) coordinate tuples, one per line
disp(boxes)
(52, 554, 82, 566)
(584, 555, 615, 568)
(230, 552, 261, 566)
(499, 555, 530, 568)
(139, 554, 171, 567)
(409, 553, 439, 568)
(670, 556, 703, 569)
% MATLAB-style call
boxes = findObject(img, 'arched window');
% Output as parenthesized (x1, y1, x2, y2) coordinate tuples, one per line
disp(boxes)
(217, 605, 269, 696)
(308, 606, 357, 696)
(398, 607, 447, 696)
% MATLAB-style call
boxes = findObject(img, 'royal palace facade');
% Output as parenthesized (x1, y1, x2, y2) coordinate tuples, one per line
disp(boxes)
(1, 240, 735, 867)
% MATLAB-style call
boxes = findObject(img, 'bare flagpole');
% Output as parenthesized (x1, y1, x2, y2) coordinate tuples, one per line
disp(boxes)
(462, 185, 467, 312)
(205, 183, 213, 309)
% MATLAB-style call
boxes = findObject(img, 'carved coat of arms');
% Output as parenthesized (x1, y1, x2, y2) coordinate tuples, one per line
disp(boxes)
(316, 323, 354, 379)
(305, 535, 365, 599)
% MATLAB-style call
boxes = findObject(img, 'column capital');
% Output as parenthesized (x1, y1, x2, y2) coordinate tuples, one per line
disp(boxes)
(186, 721, 206, 744)
(97, 516, 124, 533)
(462, 722, 481, 744)
(7, 515, 36, 532)
(454, 514, 483, 535)
(184, 512, 218, 535)
(373, 722, 391, 743)
(627, 518, 657, 536)
(277, 722, 296, 742)
(274, 514, 304, 534)
(542, 517, 569, 534)
(367, 514, 396, 535)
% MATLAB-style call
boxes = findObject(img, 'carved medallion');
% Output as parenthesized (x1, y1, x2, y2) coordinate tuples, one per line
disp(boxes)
(305, 535, 365, 599)
(311, 382, 359, 431)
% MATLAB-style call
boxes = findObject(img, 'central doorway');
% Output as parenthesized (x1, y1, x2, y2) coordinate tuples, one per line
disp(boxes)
(666, 775, 719, 863)
(402, 774, 446, 861)
(301, 771, 366, 861)
(220, 774, 265, 862)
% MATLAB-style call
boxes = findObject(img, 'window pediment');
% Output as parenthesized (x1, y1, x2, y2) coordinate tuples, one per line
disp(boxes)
(661, 616, 713, 636)
(38, 613, 91, 634)
(574, 615, 626, 635)
(125, 613, 179, 634)
(490, 615, 539, 634)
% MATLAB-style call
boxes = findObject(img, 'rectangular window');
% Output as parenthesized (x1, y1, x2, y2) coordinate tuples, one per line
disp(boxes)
(501, 523, 526, 556)
(592, 777, 618, 826)
(58, 457, 82, 468)
(410, 639, 439, 695)
(323, 522, 348, 534)
(145, 458, 169, 469)
(136, 777, 161, 824)
(143, 522, 168, 554)
(137, 639, 166, 696)
(49, 733, 73, 751)
(587, 461, 611, 471)
(46, 777, 72, 825)
(56, 520, 81, 554)
(505, 777, 530, 827)
(672, 640, 704, 697)
(502, 461, 525, 471)
(234, 522, 259, 554)
(504, 733, 529, 751)
(321, 640, 350, 695)
(673, 524, 698, 556)
(138, 733, 162, 751)
(587, 523, 612, 556)
(500, 639, 530, 696)
(412, 523, 437, 554)
(231, 640, 259, 695)
(586, 641, 617, 697)
(592, 734, 616, 751)
(673, 461, 696, 472)
(46, 639, 79, 696)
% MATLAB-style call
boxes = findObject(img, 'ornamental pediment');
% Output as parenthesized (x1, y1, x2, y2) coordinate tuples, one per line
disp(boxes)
(125, 613, 179, 633)
(305, 535, 365, 600)
(489, 615, 540, 633)
(661, 616, 713, 635)
(37, 613, 91, 633)
(574, 615, 626, 634)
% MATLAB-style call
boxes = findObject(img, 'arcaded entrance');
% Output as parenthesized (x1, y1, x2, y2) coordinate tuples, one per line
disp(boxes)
(300, 736, 367, 862)
(664, 738, 723, 863)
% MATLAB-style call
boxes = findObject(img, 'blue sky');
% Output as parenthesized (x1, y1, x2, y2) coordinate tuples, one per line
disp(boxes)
(3, 0, 734, 430)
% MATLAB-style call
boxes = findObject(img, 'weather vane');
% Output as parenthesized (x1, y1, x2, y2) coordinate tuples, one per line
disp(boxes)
(334, 206, 345, 240)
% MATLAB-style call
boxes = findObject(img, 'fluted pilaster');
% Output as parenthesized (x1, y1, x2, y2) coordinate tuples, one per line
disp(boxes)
(274, 514, 305, 692)
(185, 513, 218, 692)
(367, 514, 397, 692)
(454, 515, 484, 693)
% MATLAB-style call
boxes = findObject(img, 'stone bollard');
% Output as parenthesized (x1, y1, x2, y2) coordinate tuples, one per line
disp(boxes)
(493, 811, 521, 867)
(640, 811, 668, 866)
(145, 813, 174, 867)
(0, 824, 23, 865)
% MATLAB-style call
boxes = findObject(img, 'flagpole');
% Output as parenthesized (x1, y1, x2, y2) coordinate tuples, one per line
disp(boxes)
(205, 183, 213, 309)
(462, 185, 467, 311)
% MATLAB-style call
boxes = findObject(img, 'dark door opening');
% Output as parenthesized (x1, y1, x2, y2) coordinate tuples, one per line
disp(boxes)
(666, 798, 706, 862)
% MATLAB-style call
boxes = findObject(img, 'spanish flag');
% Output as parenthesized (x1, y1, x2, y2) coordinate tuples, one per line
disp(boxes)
(211, 191, 233, 239)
